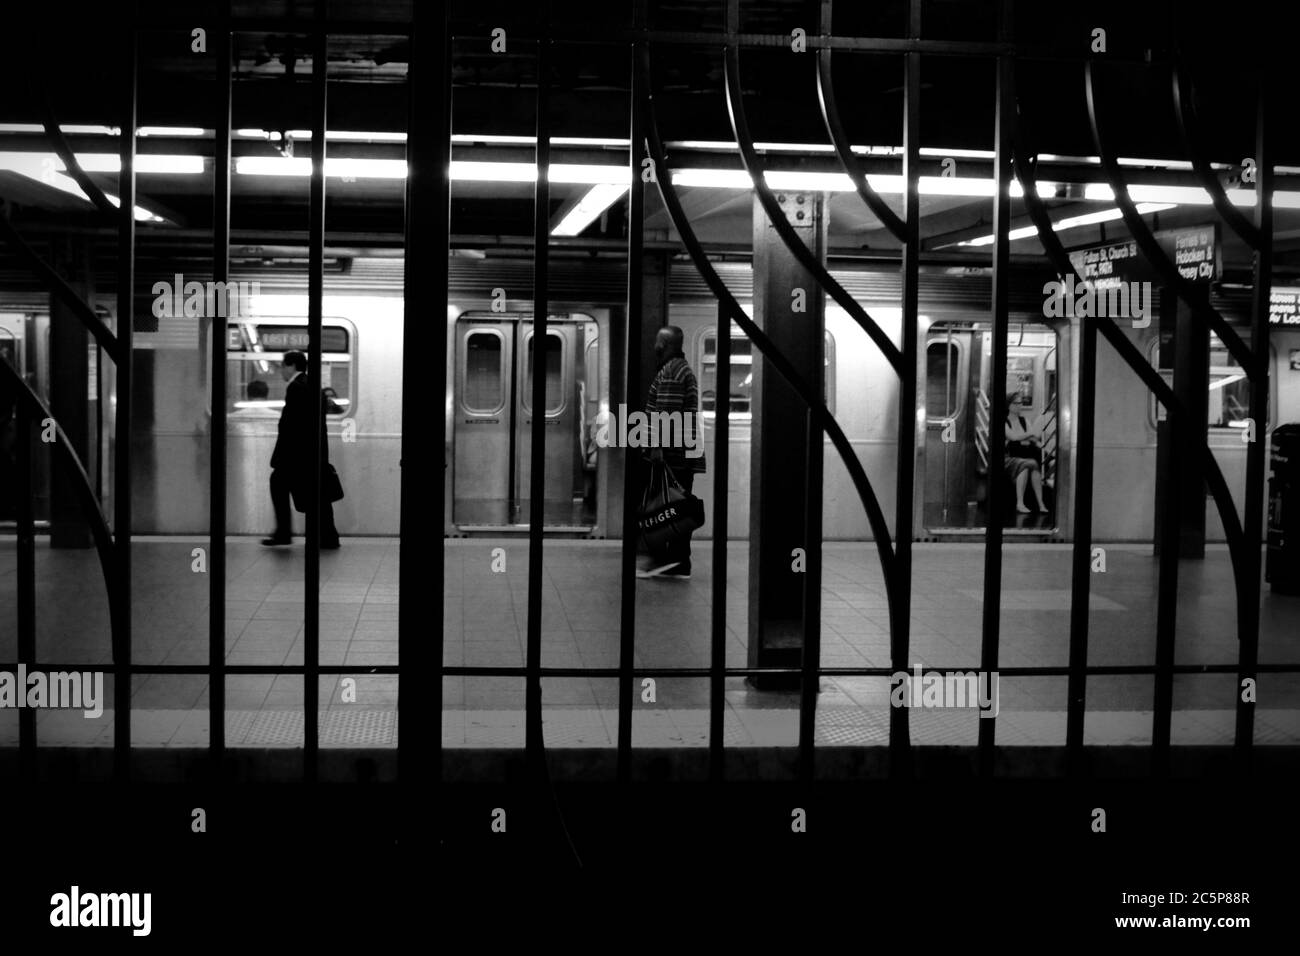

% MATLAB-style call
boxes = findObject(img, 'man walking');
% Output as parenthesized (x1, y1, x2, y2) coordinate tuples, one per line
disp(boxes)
(638, 325, 705, 579)
(262, 350, 341, 549)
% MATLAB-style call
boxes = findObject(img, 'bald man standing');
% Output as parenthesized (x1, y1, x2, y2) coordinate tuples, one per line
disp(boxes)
(638, 325, 706, 579)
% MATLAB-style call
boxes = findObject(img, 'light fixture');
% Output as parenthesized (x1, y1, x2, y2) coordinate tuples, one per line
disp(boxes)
(552, 183, 628, 236)
(957, 202, 1176, 246)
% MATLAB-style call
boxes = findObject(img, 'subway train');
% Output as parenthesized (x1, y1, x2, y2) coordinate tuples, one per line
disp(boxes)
(1, 255, 1296, 543)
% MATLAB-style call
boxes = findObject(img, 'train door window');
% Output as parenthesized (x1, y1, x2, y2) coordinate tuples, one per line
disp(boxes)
(523, 331, 564, 413)
(463, 330, 506, 413)
(225, 319, 356, 417)
(1147, 336, 1275, 432)
(925, 340, 959, 421)
(0, 325, 18, 373)
(700, 325, 834, 417)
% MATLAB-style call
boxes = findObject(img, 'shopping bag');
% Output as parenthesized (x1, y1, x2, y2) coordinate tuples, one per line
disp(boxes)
(637, 461, 704, 557)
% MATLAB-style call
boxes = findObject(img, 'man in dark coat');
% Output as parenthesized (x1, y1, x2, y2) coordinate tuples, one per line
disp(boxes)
(262, 350, 340, 548)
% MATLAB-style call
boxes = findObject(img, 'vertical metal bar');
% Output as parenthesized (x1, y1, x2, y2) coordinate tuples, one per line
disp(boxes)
(890, 0, 922, 776)
(402, 0, 451, 789)
(797, 406, 824, 783)
(113, 21, 137, 782)
(710, 301, 730, 782)
(978, 22, 1013, 778)
(1236, 73, 1271, 768)
(16, 412, 35, 777)
(208, 15, 232, 778)
(1066, 318, 1098, 774)
(525, 10, 551, 773)
(304, 21, 327, 783)
(617, 0, 647, 783)
(1152, 340, 1181, 776)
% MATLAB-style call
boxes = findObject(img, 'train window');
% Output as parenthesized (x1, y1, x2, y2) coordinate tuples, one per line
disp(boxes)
(0, 328, 17, 372)
(463, 331, 505, 413)
(1147, 337, 1273, 431)
(700, 326, 834, 418)
(523, 331, 564, 413)
(926, 341, 959, 419)
(225, 319, 355, 418)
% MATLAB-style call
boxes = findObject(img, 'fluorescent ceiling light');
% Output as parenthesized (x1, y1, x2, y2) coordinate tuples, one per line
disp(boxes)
(447, 161, 628, 185)
(1210, 373, 1247, 391)
(552, 183, 628, 236)
(138, 126, 206, 137)
(0, 124, 121, 136)
(549, 164, 630, 185)
(668, 167, 1029, 198)
(0, 151, 202, 175)
(234, 156, 407, 178)
(958, 202, 1175, 246)
(452, 134, 630, 147)
(0, 152, 156, 218)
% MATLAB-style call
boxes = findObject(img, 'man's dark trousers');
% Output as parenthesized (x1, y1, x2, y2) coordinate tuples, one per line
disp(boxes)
(270, 467, 339, 545)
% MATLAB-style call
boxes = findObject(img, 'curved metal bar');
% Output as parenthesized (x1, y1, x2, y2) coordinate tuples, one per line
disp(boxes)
(1083, 61, 1254, 374)
(0, 215, 120, 361)
(641, 45, 898, 596)
(815, 48, 907, 242)
(0, 360, 120, 631)
(39, 91, 118, 219)
(723, 46, 904, 375)
(1012, 128, 1249, 594)
(1170, 61, 1261, 249)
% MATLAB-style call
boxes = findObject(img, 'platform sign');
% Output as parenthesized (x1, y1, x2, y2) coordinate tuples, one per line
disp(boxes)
(1270, 288, 1300, 327)
(1065, 224, 1220, 285)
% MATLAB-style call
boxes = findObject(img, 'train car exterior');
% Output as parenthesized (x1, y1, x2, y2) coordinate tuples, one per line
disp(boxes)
(2, 256, 1294, 545)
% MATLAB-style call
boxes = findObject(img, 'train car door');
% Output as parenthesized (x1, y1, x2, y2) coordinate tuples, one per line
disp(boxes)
(922, 328, 974, 529)
(453, 314, 581, 528)
(515, 319, 578, 525)
(453, 317, 514, 525)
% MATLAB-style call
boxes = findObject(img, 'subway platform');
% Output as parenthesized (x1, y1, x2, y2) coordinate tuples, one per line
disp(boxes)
(2, 537, 1296, 759)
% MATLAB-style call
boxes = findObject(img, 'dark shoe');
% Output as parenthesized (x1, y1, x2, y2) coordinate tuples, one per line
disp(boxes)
(661, 561, 691, 579)
(261, 536, 291, 547)
(321, 538, 341, 550)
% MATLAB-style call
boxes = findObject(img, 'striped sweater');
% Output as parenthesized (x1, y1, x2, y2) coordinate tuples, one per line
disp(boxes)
(646, 355, 707, 473)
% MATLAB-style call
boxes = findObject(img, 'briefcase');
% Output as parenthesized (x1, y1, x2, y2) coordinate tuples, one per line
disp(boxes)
(292, 464, 345, 513)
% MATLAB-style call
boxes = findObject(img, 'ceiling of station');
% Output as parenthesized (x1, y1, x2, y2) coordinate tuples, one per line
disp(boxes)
(0, 0, 1296, 278)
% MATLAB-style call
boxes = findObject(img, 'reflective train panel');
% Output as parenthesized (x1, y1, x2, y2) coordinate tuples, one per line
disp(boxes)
(2, 258, 1298, 546)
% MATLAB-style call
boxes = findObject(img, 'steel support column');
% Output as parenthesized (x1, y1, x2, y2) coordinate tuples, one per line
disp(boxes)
(747, 191, 826, 689)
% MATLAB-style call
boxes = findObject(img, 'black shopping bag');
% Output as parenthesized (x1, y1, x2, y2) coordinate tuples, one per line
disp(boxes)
(637, 461, 704, 557)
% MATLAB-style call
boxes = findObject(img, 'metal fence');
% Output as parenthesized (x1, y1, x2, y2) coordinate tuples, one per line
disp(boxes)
(0, 0, 1285, 785)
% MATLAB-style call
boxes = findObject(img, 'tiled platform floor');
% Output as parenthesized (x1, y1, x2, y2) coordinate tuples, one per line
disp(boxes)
(1, 536, 1298, 748)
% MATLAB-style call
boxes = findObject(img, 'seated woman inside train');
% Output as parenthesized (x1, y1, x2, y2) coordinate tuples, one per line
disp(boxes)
(1004, 392, 1048, 514)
